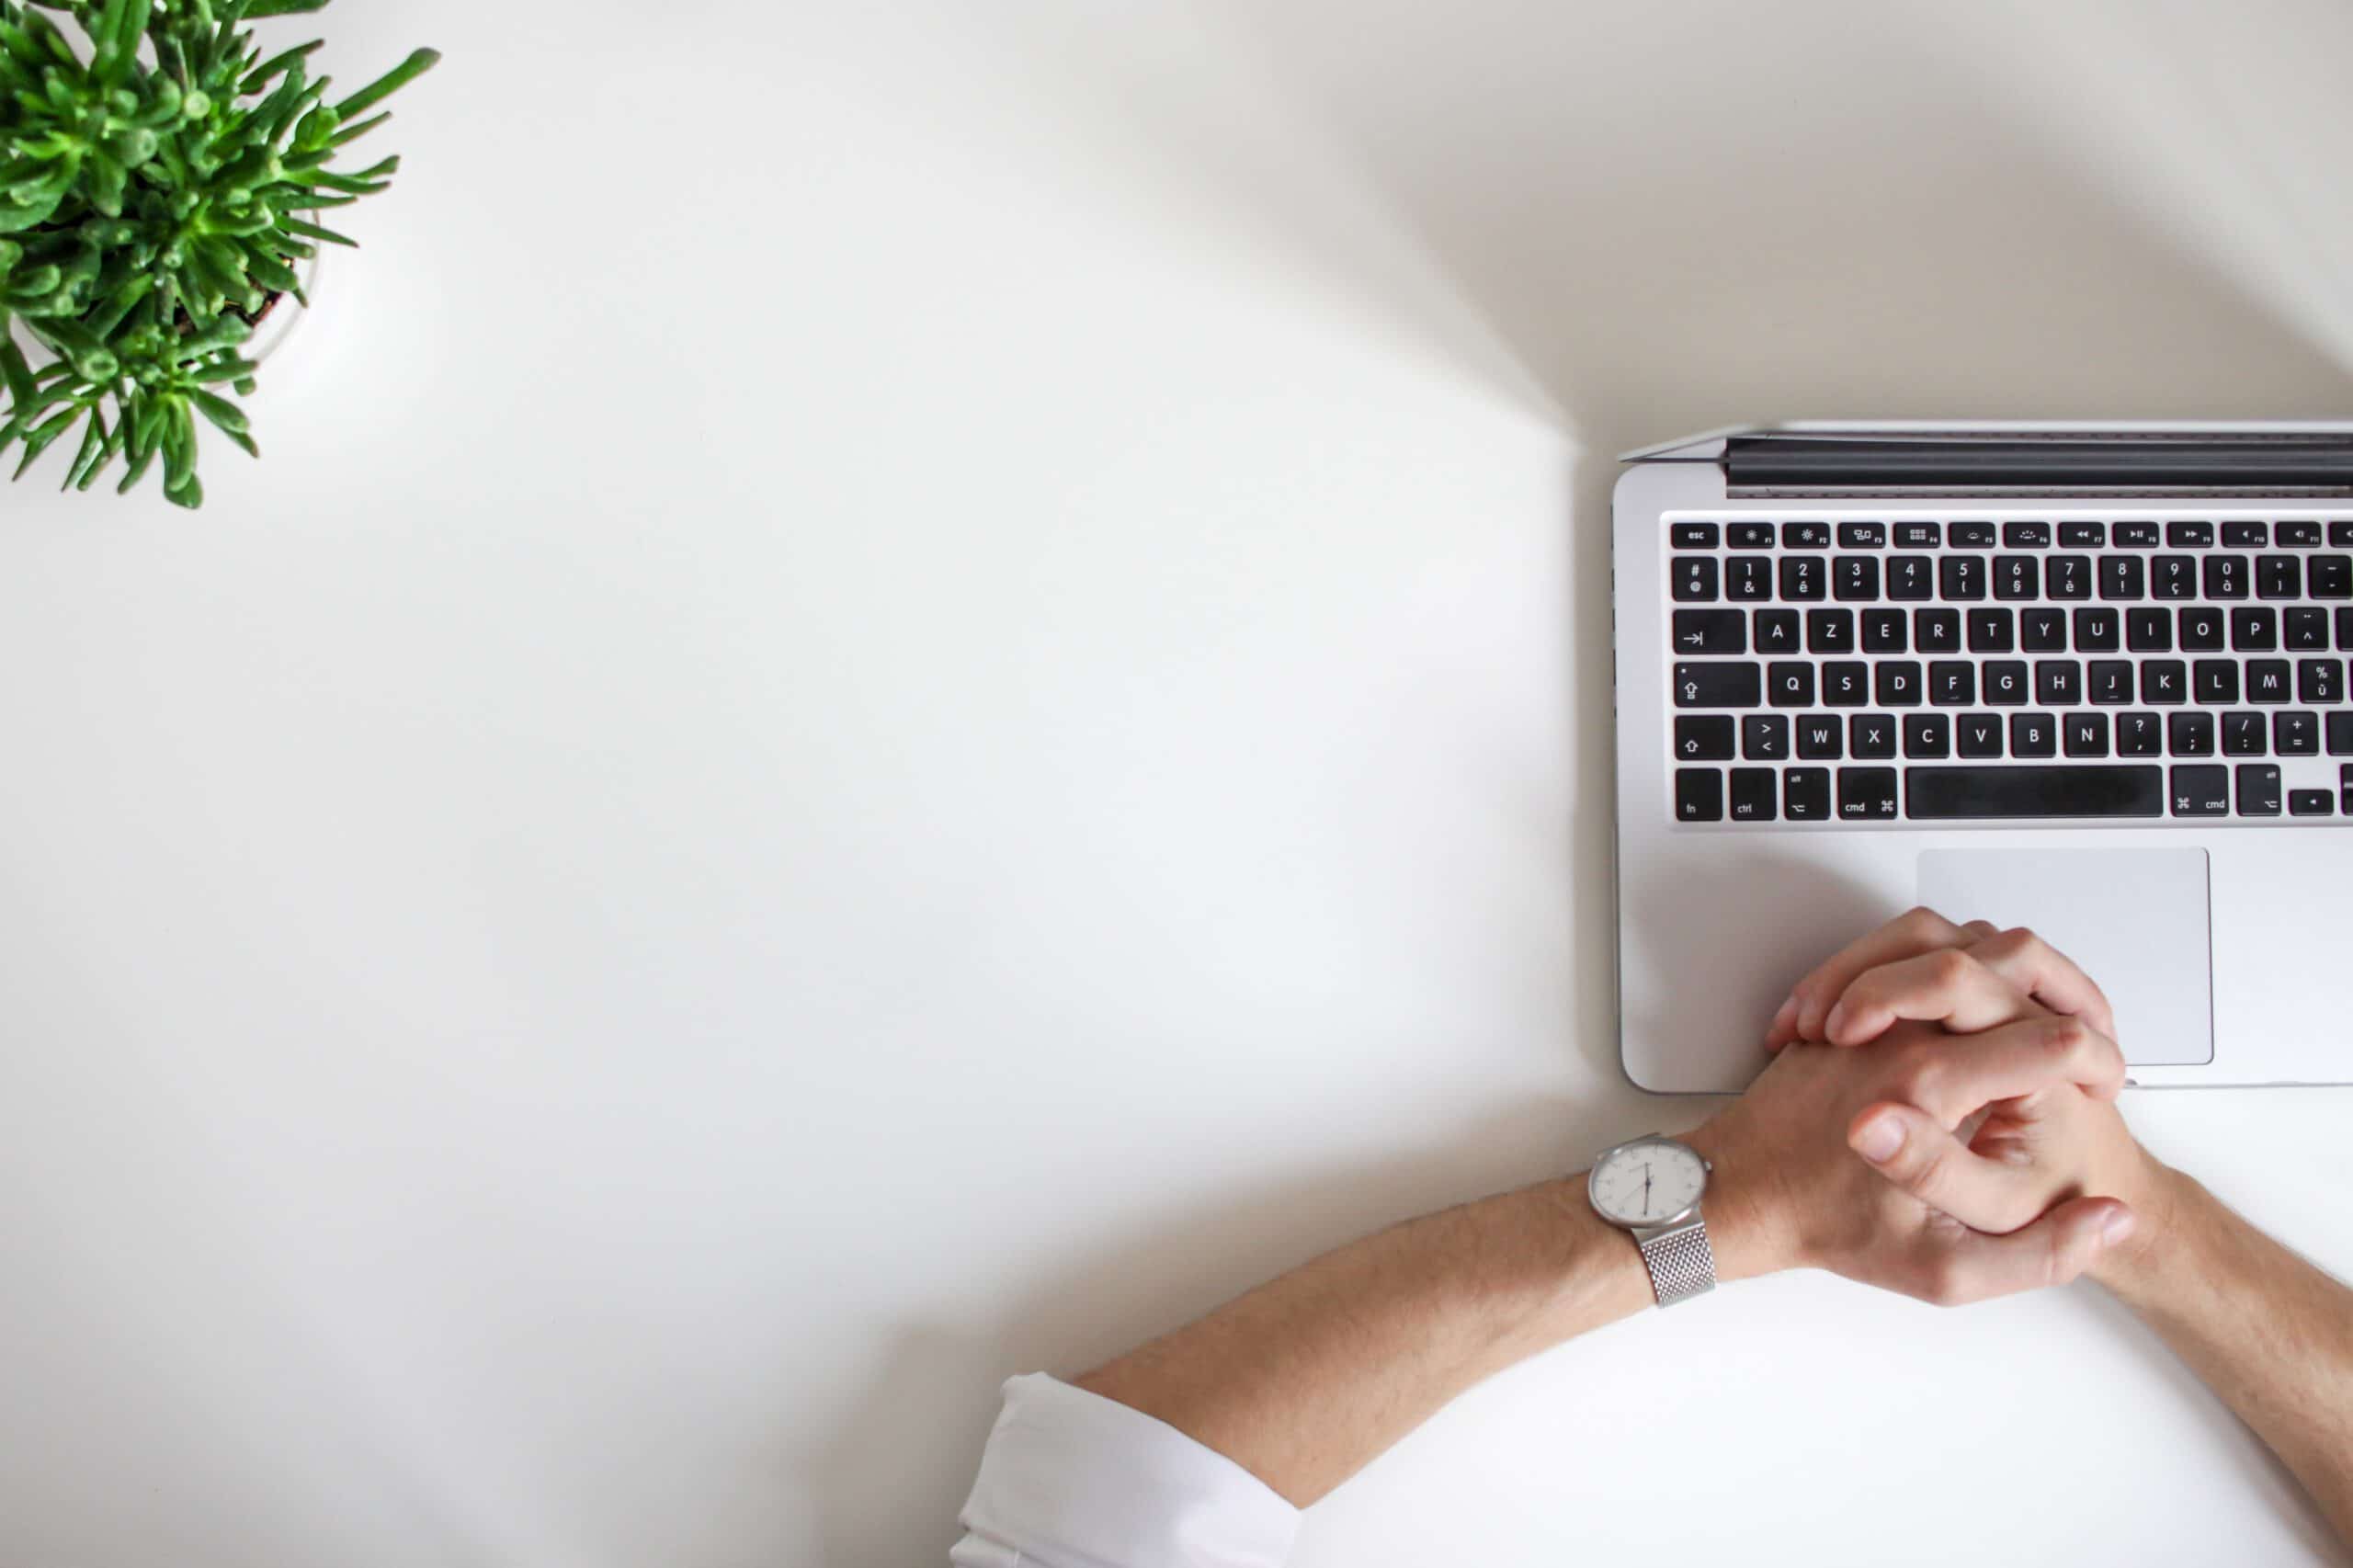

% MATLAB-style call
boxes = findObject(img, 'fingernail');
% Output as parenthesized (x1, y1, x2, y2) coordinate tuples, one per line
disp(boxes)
(2101, 1209, 2136, 1247)
(1823, 1001, 1847, 1040)
(1852, 1111, 1904, 1163)
(1768, 995, 1796, 1035)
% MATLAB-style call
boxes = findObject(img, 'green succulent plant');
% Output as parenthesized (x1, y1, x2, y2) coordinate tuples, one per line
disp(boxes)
(0, 0, 436, 507)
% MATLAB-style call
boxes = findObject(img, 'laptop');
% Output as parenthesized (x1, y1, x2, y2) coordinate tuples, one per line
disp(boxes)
(1612, 423, 2353, 1091)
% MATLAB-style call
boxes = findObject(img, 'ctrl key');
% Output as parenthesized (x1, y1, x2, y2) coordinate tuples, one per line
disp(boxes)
(1730, 767, 1778, 822)
(1675, 767, 1723, 822)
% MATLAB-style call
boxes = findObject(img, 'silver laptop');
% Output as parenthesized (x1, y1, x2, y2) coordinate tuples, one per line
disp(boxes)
(1612, 423, 2352, 1091)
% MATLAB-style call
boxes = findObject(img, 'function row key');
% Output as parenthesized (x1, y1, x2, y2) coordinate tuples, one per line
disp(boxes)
(1670, 522, 1720, 549)
(2002, 521, 2052, 549)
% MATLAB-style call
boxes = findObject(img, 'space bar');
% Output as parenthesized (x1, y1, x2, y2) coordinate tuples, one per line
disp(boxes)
(1906, 766, 2165, 819)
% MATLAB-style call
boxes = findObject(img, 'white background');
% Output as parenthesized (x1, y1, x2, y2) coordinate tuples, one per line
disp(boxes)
(5, 2, 2352, 1564)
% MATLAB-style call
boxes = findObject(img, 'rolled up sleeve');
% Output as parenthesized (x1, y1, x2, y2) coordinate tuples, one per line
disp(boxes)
(950, 1373, 1302, 1568)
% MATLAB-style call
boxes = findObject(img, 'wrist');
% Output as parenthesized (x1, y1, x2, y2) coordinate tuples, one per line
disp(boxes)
(1680, 1117, 1799, 1283)
(2088, 1156, 2195, 1298)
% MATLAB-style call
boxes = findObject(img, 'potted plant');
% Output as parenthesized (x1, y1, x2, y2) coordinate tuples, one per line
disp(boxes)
(0, 0, 437, 507)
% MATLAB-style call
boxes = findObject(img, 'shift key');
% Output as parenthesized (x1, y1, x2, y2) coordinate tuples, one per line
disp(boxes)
(1674, 661, 1762, 709)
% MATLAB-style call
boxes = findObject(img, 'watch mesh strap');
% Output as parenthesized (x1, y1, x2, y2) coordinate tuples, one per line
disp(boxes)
(1638, 1223, 1718, 1308)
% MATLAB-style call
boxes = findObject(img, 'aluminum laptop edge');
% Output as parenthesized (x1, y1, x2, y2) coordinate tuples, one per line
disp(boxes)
(1613, 422, 2353, 1091)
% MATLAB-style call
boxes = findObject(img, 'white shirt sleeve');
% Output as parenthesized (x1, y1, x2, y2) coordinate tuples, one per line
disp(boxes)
(950, 1373, 1302, 1568)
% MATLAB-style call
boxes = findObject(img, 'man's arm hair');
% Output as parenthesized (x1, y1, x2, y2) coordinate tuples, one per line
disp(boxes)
(2099, 1168, 2353, 1544)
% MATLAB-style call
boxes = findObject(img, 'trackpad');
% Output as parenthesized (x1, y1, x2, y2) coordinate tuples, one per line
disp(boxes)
(1917, 848, 2212, 1067)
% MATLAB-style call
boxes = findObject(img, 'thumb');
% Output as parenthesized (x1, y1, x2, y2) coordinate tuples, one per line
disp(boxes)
(1920, 1196, 2137, 1306)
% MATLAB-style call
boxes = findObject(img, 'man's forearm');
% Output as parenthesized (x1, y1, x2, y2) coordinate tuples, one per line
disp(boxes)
(2099, 1165, 2353, 1544)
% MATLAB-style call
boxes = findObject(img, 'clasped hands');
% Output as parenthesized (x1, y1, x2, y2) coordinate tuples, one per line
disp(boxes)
(1689, 907, 2170, 1304)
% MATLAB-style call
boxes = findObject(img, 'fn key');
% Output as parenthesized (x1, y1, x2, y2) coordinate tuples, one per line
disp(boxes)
(1676, 767, 1723, 822)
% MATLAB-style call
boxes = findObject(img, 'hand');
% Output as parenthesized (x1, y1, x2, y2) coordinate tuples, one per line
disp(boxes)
(1689, 911, 2165, 1303)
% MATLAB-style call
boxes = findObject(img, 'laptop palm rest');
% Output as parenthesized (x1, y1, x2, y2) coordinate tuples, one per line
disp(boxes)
(1915, 848, 2214, 1068)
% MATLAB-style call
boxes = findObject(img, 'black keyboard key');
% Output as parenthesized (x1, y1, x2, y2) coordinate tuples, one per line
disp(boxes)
(2021, 608, 2067, 652)
(2167, 520, 2215, 549)
(1671, 522, 1721, 549)
(2178, 607, 2225, 653)
(2333, 712, 2353, 756)
(2342, 607, 2353, 650)
(1850, 713, 1898, 759)
(1780, 521, 1830, 550)
(1949, 521, 1997, 549)
(2314, 555, 2353, 599)
(2194, 660, 2239, 705)
(1904, 713, 1950, 758)
(1727, 557, 1773, 600)
(2168, 711, 2214, 757)
(1968, 608, 2015, 653)
(1779, 556, 1826, 601)
(1862, 608, 1907, 653)
(2258, 555, 2302, 600)
(1908, 765, 2163, 819)
(1887, 554, 1934, 600)
(2113, 521, 2162, 548)
(1728, 522, 1776, 550)
(2300, 658, 2344, 705)
(1673, 609, 1746, 655)
(1807, 608, 1855, 653)
(1838, 522, 1887, 550)
(1783, 767, 1831, 821)
(1875, 661, 1922, 707)
(1838, 767, 1901, 822)
(2152, 555, 2197, 600)
(2334, 522, 2353, 548)
(2064, 712, 2109, 757)
(2237, 607, 2281, 652)
(2276, 710, 2319, 756)
(2117, 711, 2163, 756)
(1984, 660, 2029, 706)
(2278, 520, 2324, 548)
(1995, 556, 2039, 600)
(1672, 558, 1720, 601)
(1675, 715, 1735, 761)
(2142, 660, 2187, 705)
(2203, 554, 2250, 600)
(1675, 661, 1761, 708)
(2290, 790, 2335, 818)
(1755, 608, 1802, 653)
(1831, 556, 1880, 603)
(1915, 608, 1961, 653)
(2037, 659, 2083, 706)
(2222, 521, 2268, 549)
(1768, 662, 1814, 708)
(2089, 661, 2134, 705)
(2170, 765, 2230, 817)
(2074, 608, 2120, 652)
(1797, 714, 1843, 759)
(2222, 711, 2267, 756)
(2247, 659, 2292, 704)
(2101, 555, 2146, 600)
(2237, 764, 2283, 817)
(1939, 555, 1987, 600)
(1957, 713, 2003, 758)
(1743, 714, 1789, 760)
(2045, 555, 2092, 601)
(2285, 607, 2328, 650)
(1929, 661, 1976, 706)
(1730, 767, 1777, 822)
(1821, 661, 1870, 707)
(1675, 767, 1723, 822)
(2003, 521, 2052, 549)
(2012, 712, 2058, 757)
(2127, 608, 2172, 652)
(2060, 522, 2108, 549)
(1893, 522, 1940, 549)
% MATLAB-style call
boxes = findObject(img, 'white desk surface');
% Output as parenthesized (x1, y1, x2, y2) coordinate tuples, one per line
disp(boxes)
(5, 2, 2352, 1564)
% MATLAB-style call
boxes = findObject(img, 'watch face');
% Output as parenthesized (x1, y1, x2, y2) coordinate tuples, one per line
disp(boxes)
(1588, 1139, 1707, 1227)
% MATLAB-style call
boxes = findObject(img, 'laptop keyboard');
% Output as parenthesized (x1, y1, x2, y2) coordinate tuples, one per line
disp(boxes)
(1665, 517, 2353, 825)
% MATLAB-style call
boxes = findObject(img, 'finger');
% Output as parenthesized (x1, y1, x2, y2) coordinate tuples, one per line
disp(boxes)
(1909, 1197, 2134, 1306)
(1821, 947, 2040, 1046)
(1847, 1102, 2054, 1232)
(1961, 926, 2120, 1055)
(1880, 1014, 2129, 1123)
(1764, 906, 1973, 1050)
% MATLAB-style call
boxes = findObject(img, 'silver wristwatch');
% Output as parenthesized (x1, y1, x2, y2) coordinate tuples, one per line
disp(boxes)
(1586, 1134, 1719, 1308)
